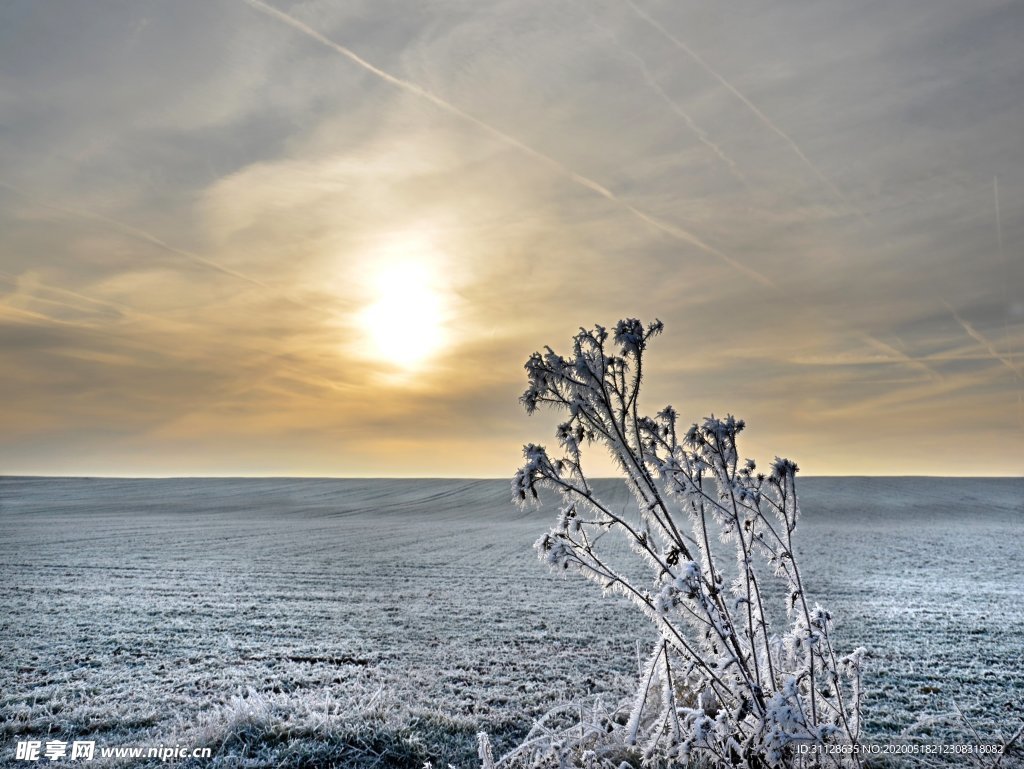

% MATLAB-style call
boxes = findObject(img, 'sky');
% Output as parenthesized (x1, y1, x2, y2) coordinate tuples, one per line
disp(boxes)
(1, 0, 1022, 477)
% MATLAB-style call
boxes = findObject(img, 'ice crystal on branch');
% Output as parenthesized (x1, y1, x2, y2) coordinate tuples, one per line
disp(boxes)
(510, 319, 865, 768)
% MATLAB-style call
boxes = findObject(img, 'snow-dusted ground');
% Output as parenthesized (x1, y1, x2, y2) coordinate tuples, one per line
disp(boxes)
(1, 477, 1021, 767)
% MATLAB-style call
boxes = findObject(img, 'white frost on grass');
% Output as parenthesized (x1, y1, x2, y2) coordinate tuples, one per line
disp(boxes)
(1, 476, 1022, 767)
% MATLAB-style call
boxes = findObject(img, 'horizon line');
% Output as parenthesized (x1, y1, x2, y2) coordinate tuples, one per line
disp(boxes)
(2, 473, 1021, 481)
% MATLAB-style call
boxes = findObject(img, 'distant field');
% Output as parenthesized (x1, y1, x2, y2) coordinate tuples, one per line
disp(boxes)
(1, 477, 1022, 767)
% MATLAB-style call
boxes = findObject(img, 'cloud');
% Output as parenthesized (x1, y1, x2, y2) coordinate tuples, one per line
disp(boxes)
(0, 0, 1021, 475)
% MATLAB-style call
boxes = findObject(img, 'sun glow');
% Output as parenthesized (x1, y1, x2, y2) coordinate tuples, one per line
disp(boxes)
(359, 258, 448, 369)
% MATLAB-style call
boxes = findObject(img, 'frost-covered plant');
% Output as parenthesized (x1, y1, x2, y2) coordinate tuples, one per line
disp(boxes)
(512, 320, 866, 768)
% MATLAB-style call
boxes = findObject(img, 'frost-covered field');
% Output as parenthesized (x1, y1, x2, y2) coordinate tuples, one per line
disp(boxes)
(1, 477, 1022, 767)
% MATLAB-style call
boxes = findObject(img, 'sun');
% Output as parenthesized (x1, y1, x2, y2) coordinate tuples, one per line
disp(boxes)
(359, 260, 447, 369)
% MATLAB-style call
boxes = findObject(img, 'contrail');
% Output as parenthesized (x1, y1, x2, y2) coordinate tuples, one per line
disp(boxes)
(993, 176, 1015, 372)
(599, 2, 952, 390)
(948, 291, 1024, 428)
(853, 331, 942, 382)
(0, 270, 357, 398)
(0, 302, 82, 327)
(0, 268, 198, 330)
(622, 0, 865, 222)
(242, 0, 971, 387)
(622, 205, 773, 287)
(944, 300, 1021, 381)
(0, 180, 274, 291)
(0, 180, 348, 318)
(240, 0, 776, 289)
(589, 17, 751, 189)
(987, 178, 1021, 424)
